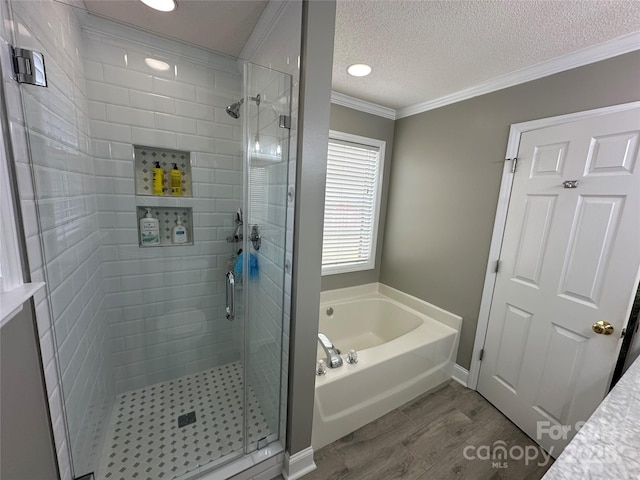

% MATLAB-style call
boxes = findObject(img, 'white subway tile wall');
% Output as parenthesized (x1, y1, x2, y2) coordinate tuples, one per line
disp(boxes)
(3, 1, 113, 478)
(80, 22, 244, 394)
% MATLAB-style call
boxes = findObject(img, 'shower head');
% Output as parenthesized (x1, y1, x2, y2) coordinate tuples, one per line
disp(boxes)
(226, 100, 243, 119)
(225, 95, 261, 119)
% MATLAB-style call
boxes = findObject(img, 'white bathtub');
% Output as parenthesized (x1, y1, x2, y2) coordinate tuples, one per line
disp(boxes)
(312, 283, 462, 450)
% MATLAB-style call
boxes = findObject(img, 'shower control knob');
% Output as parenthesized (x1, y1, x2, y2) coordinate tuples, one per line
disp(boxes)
(316, 360, 327, 376)
(347, 349, 358, 364)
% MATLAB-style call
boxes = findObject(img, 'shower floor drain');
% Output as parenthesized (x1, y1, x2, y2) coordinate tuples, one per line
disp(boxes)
(177, 411, 196, 428)
(97, 362, 271, 480)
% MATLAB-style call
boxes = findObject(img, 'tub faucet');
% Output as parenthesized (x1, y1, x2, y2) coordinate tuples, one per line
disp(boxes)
(318, 333, 343, 368)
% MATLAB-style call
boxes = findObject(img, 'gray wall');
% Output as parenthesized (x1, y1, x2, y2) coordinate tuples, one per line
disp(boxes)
(1, 303, 59, 480)
(321, 104, 395, 291)
(381, 51, 640, 370)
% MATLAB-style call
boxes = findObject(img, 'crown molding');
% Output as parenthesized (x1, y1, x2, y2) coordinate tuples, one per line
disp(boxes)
(396, 31, 640, 119)
(330, 91, 397, 120)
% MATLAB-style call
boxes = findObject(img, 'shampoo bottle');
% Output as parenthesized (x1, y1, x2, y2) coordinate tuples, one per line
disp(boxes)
(140, 208, 160, 246)
(172, 216, 187, 244)
(152, 162, 164, 195)
(170, 163, 182, 196)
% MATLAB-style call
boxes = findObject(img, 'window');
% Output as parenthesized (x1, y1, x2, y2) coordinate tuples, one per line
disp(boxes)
(322, 131, 385, 275)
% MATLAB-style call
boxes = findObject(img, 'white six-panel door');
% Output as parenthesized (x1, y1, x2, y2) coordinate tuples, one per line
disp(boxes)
(478, 107, 640, 456)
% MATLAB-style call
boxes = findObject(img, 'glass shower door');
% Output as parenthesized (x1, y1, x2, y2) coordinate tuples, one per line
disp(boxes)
(243, 62, 292, 452)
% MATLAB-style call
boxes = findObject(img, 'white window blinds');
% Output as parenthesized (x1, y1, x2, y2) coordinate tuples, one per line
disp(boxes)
(322, 132, 385, 275)
(249, 166, 268, 223)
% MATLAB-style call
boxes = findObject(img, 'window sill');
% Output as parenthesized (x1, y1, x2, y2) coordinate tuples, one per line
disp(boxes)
(0, 282, 46, 329)
(321, 264, 375, 276)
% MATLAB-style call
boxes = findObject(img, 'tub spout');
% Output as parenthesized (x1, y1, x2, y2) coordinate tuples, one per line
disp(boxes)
(318, 333, 343, 368)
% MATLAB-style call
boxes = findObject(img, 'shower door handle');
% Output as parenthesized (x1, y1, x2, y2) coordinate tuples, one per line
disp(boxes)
(225, 271, 235, 321)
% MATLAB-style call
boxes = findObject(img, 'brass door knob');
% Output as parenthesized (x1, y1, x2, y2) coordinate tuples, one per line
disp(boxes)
(592, 320, 614, 335)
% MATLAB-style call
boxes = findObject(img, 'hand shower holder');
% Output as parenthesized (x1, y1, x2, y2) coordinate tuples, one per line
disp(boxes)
(226, 208, 243, 243)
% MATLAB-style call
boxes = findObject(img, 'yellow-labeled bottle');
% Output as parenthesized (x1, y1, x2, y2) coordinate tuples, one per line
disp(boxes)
(152, 161, 164, 195)
(170, 163, 182, 196)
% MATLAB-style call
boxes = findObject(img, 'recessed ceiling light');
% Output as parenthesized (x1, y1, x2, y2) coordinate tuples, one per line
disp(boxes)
(145, 58, 170, 71)
(140, 0, 176, 12)
(347, 63, 372, 77)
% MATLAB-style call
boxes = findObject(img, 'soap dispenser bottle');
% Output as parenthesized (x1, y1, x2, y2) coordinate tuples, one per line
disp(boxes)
(170, 163, 182, 196)
(152, 161, 164, 195)
(140, 208, 160, 246)
(172, 216, 187, 244)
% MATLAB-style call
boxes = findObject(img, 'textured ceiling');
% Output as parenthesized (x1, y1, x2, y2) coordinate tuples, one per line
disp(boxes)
(84, 0, 268, 57)
(80, 1, 640, 110)
(333, 0, 640, 110)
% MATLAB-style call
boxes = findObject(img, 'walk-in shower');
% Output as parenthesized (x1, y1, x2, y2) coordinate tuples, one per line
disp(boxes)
(2, 1, 293, 479)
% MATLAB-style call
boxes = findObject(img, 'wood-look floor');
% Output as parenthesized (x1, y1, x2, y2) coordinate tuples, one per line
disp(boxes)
(299, 380, 553, 480)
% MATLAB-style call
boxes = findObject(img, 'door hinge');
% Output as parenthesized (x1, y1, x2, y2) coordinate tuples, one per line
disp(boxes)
(10, 46, 47, 87)
(479, 349, 484, 361)
(508, 157, 518, 173)
(279, 114, 291, 129)
(494, 260, 501, 273)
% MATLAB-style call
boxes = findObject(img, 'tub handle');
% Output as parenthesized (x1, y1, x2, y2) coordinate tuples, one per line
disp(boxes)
(347, 349, 358, 364)
(225, 271, 235, 321)
(316, 360, 327, 376)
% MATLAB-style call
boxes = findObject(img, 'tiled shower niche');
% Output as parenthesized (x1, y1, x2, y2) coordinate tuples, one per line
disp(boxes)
(137, 206, 194, 247)
(134, 145, 193, 197)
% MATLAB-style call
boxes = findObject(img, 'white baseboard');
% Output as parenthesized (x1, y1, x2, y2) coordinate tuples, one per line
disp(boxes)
(282, 447, 316, 480)
(452, 363, 469, 387)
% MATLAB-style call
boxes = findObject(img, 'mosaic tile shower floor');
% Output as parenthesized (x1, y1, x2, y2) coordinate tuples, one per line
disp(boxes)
(98, 362, 271, 480)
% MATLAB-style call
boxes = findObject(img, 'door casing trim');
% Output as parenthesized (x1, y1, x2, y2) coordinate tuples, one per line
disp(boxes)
(468, 100, 640, 390)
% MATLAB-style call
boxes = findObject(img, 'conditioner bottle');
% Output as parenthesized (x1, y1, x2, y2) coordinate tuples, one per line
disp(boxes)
(170, 163, 182, 196)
